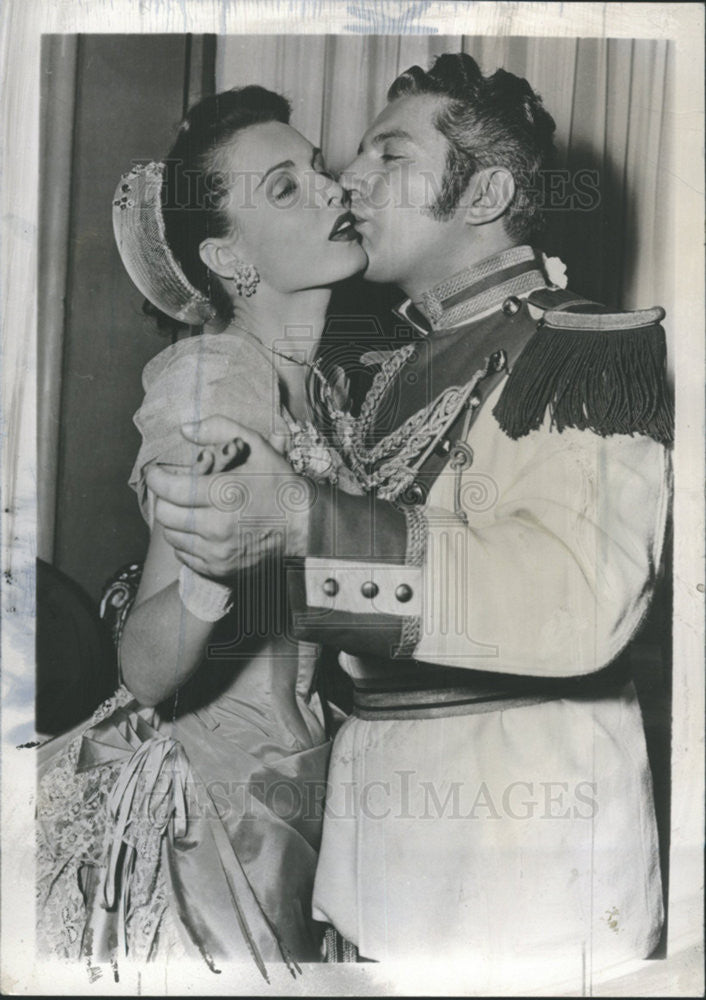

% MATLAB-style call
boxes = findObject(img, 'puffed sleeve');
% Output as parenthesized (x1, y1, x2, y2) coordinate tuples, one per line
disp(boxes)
(128, 333, 286, 524)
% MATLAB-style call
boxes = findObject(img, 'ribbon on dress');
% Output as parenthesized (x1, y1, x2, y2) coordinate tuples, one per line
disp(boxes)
(76, 703, 299, 978)
(77, 702, 162, 771)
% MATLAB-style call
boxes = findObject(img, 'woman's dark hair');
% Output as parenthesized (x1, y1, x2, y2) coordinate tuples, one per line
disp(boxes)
(388, 53, 556, 241)
(145, 85, 291, 333)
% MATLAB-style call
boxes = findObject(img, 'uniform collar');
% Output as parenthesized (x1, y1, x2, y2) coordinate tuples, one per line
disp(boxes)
(394, 245, 549, 335)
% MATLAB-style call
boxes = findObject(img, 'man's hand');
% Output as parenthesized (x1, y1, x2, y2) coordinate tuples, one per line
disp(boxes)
(145, 416, 311, 579)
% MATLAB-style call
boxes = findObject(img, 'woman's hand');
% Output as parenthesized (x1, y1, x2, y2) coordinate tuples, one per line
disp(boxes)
(120, 431, 255, 705)
(193, 436, 247, 475)
(145, 416, 311, 580)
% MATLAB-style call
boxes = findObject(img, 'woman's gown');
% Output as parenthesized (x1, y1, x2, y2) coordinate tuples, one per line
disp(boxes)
(36, 333, 335, 972)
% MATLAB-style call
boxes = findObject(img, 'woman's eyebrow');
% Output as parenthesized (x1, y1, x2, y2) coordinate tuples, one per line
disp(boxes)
(256, 159, 295, 189)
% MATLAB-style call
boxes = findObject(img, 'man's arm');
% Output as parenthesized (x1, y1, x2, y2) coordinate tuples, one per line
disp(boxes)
(145, 418, 416, 658)
(287, 484, 419, 658)
(146, 413, 671, 678)
(291, 297, 673, 674)
(288, 419, 672, 676)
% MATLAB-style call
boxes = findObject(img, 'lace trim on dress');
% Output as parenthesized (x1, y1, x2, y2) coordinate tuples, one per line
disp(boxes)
(36, 687, 179, 963)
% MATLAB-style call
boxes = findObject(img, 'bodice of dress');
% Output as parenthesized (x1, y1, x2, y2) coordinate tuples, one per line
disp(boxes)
(129, 332, 327, 760)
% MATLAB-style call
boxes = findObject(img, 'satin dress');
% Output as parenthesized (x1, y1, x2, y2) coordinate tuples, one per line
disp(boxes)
(36, 333, 333, 972)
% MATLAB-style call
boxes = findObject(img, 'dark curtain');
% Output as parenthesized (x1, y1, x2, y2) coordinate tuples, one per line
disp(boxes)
(39, 35, 216, 600)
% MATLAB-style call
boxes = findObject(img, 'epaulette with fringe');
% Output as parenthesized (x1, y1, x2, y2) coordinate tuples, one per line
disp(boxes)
(492, 289, 674, 444)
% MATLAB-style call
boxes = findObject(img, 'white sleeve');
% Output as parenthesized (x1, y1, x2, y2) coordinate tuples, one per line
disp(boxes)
(413, 414, 671, 676)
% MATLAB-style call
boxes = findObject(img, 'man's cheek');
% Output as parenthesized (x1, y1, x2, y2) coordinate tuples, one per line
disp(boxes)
(362, 220, 388, 255)
(366, 174, 393, 211)
(396, 210, 425, 242)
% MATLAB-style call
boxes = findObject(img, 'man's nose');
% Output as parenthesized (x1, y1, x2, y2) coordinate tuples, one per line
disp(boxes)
(339, 156, 365, 197)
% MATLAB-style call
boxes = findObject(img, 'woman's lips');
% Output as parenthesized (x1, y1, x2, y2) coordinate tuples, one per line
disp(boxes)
(328, 211, 359, 242)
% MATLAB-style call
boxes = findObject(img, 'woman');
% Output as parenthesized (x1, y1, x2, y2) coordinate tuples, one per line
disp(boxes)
(36, 86, 366, 974)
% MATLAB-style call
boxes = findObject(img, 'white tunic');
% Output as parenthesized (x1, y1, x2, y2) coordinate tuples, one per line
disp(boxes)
(312, 380, 669, 966)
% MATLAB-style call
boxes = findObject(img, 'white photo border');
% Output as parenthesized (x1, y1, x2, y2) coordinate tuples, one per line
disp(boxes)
(1, 2, 703, 995)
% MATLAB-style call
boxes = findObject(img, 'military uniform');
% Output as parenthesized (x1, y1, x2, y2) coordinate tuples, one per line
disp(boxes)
(288, 246, 672, 965)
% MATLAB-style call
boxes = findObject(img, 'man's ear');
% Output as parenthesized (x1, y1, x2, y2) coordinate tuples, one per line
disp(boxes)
(464, 167, 516, 226)
(199, 236, 241, 279)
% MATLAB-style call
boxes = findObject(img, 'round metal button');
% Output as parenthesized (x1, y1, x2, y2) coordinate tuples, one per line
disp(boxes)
(361, 581, 379, 599)
(395, 583, 413, 603)
(502, 296, 522, 316)
(322, 578, 338, 597)
(402, 481, 427, 507)
(449, 441, 474, 471)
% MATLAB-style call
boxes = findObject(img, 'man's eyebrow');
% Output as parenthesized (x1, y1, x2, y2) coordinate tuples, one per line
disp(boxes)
(357, 129, 414, 155)
(256, 159, 295, 189)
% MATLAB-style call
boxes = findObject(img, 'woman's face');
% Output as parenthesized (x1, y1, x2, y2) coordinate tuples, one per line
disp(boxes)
(209, 121, 367, 293)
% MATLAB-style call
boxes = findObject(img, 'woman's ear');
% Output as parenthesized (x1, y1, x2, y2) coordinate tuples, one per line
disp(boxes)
(464, 167, 516, 226)
(199, 236, 241, 279)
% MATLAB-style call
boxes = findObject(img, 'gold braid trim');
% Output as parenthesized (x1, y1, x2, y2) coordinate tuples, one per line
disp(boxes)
(390, 505, 427, 659)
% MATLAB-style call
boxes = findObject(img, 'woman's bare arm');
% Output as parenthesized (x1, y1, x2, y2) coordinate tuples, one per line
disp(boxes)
(120, 444, 246, 706)
(119, 518, 228, 707)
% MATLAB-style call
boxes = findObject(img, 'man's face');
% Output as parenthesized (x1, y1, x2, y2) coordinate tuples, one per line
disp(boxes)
(342, 94, 472, 293)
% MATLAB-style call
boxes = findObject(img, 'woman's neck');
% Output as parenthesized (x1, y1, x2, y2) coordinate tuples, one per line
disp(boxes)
(226, 284, 331, 422)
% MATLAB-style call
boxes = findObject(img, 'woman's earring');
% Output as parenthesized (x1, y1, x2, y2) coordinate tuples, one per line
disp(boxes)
(232, 260, 260, 297)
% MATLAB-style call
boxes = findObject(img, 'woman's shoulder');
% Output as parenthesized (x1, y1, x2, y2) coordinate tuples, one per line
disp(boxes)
(141, 332, 271, 392)
(132, 329, 288, 448)
(129, 332, 285, 518)
(138, 332, 280, 433)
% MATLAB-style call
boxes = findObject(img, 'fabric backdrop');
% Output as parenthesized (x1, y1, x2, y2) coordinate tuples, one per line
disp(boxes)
(217, 35, 674, 348)
(38, 35, 216, 586)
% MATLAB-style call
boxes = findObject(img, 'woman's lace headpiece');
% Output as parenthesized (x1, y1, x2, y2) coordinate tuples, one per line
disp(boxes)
(112, 161, 217, 325)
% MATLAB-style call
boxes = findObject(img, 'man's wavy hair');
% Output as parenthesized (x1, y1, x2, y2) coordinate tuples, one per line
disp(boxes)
(388, 53, 557, 241)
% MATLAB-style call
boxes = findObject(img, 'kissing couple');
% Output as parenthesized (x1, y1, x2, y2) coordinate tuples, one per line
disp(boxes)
(37, 51, 672, 975)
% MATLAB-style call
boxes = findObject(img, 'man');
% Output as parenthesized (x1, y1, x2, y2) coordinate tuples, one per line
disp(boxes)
(147, 54, 672, 968)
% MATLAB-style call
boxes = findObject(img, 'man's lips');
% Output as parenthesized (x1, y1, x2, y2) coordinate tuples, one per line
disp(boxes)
(351, 212, 369, 228)
(328, 211, 359, 242)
